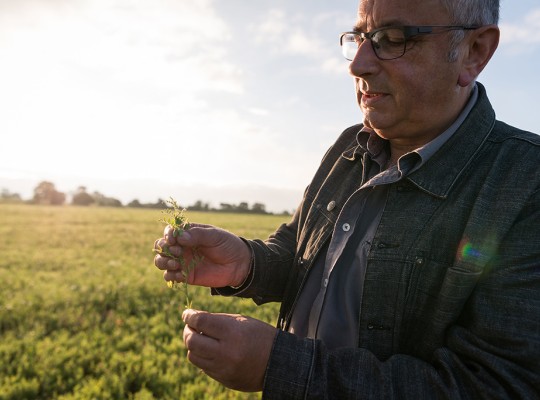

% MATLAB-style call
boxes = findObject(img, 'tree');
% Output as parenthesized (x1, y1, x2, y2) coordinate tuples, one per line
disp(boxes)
(92, 191, 122, 207)
(189, 200, 210, 211)
(128, 199, 142, 208)
(251, 203, 267, 214)
(72, 186, 95, 206)
(237, 202, 249, 212)
(33, 181, 65, 205)
(219, 203, 234, 212)
(1, 188, 22, 203)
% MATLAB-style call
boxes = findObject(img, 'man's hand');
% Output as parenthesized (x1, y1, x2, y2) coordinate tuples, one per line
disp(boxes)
(153, 223, 252, 288)
(182, 309, 277, 392)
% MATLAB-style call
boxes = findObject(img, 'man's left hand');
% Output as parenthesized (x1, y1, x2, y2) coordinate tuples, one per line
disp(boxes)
(182, 309, 277, 392)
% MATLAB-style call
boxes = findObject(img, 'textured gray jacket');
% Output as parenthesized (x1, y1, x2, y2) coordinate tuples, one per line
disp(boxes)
(228, 83, 540, 399)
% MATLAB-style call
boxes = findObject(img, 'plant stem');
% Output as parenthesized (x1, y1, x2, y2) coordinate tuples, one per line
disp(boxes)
(155, 197, 203, 308)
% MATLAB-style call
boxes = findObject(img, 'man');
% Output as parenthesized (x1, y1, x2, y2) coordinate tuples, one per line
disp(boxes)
(154, 0, 540, 397)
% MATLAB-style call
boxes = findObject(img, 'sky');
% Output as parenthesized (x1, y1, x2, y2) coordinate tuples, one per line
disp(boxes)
(1, 0, 539, 213)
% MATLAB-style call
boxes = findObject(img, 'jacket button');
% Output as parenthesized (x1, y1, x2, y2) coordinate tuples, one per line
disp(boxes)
(327, 201, 336, 211)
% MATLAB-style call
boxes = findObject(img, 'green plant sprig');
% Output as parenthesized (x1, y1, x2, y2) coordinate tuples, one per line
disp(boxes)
(153, 197, 203, 308)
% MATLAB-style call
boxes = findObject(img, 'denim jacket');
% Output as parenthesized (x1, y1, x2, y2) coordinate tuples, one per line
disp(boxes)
(230, 83, 540, 399)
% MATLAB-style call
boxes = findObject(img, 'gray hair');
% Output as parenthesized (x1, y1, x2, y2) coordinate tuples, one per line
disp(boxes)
(440, 0, 500, 61)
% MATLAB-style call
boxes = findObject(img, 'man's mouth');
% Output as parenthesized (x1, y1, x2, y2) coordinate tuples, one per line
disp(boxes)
(361, 91, 386, 106)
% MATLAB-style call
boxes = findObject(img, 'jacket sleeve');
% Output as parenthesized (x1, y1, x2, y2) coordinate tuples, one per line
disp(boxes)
(262, 187, 540, 399)
(211, 205, 300, 304)
(213, 124, 363, 305)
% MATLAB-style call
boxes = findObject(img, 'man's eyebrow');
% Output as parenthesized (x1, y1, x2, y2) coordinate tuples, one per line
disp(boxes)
(352, 19, 408, 32)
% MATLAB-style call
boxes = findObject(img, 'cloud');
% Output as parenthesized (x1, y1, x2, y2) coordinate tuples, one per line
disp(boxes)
(247, 107, 270, 116)
(0, 0, 243, 101)
(322, 57, 350, 75)
(0, 1, 355, 205)
(0, 0, 251, 183)
(255, 9, 288, 40)
(248, 8, 349, 74)
(499, 8, 540, 53)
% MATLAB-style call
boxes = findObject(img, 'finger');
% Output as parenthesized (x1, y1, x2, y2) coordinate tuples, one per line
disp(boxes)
(164, 225, 190, 245)
(158, 244, 184, 259)
(165, 224, 204, 245)
(154, 236, 184, 257)
(183, 325, 219, 360)
(153, 238, 163, 251)
(172, 224, 218, 246)
(163, 270, 184, 282)
(182, 309, 206, 332)
(154, 253, 182, 271)
(154, 253, 167, 270)
(184, 223, 213, 230)
(153, 239, 168, 258)
(182, 309, 232, 339)
(182, 309, 210, 334)
(165, 226, 179, 245)
(163, 225, 174, 241)
(187, 351, 220, 374)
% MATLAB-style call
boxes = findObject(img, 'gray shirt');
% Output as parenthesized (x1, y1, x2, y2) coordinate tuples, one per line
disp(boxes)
(289, 85, 479, 349)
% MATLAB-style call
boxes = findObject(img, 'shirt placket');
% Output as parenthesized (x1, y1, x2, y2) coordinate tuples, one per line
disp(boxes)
(307, 190, 368, 338)
(307, 162, 408, 339)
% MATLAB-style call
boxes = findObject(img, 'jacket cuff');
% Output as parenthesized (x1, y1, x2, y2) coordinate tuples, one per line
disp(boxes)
(211, 237, 255, 297)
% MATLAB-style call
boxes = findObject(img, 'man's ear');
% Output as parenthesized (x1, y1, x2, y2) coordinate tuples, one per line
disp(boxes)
(458, 25, 500, 87)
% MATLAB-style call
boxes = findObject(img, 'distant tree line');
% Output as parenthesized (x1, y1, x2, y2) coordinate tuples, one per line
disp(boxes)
(0, 181, 290, 215)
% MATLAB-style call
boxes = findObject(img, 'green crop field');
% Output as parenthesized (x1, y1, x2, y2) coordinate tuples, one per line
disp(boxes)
(0, 204, 288, 399)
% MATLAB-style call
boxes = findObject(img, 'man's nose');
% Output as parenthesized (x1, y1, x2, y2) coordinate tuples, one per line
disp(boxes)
(348, 39, 379, 77)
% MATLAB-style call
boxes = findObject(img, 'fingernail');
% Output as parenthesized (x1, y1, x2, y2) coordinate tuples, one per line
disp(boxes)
(182, 309, 190, 321)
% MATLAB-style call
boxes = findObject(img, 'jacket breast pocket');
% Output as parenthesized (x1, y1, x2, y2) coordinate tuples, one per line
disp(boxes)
(298, 202, 336, 265)
(403, 257, 483, 356)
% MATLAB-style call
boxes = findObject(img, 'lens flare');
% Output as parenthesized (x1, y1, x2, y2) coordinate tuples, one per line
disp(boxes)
(461, 242, 482, 259)
(457, 237, 497, 266)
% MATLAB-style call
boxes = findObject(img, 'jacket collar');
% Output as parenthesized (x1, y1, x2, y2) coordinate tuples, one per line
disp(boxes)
(406, 82, 496, 199)
(342, 83, 496, 198)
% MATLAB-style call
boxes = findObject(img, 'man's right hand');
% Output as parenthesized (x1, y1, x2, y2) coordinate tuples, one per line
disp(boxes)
(153, 223, 252, 289)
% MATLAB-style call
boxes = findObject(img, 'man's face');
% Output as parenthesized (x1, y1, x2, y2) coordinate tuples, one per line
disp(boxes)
(352, 0, 469, 148)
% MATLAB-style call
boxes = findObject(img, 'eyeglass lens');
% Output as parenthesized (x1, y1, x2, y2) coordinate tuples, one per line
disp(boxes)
(341, 28, 409, 60)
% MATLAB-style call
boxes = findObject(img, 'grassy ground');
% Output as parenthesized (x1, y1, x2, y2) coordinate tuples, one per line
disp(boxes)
(0, 204, 288, 399)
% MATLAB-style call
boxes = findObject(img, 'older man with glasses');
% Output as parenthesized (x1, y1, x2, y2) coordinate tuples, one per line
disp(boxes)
(153, 0, 540, 398)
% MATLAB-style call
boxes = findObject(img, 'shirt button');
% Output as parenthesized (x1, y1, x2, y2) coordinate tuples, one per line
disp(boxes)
(323, 278, 329, 287)
(342, 223, 351, 232)
(327, 201, 336, 211)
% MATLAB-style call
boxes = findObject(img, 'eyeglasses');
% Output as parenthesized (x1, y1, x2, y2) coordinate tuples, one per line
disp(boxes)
(339, 25, 480, 61)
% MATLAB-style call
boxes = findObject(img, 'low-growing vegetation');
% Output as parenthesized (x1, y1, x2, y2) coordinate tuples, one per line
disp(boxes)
(0, 204, 286, 399)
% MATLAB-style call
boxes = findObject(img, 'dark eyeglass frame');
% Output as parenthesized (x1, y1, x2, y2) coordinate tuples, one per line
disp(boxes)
(339, 25, 481, 61)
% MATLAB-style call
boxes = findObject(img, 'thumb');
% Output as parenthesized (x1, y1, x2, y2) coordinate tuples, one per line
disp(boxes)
(182, 309, 214, 335)
(176, 224, 230, 249)
(167, 223, 206, 246)
(182, 308, 200, 324)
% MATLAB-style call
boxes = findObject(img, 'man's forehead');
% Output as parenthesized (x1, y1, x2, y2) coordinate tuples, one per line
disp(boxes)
(356, 0, 448, 29)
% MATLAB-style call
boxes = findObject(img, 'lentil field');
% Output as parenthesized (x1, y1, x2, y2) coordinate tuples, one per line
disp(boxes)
(0, 204, 287, 399)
